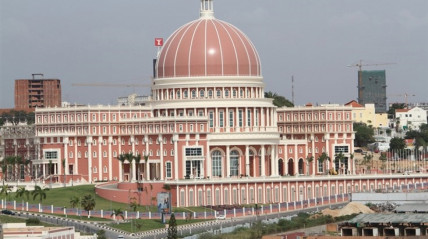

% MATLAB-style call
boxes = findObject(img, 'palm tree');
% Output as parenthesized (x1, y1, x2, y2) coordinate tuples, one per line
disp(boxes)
(15, 186, 30, 201)
(129, 197, 138, 212)
(1, 164, 7, 184)
(111, 208, 124, 221)
(5, 156, 16, 181)
(305, 155, 314, 175)
(144, 154, 149, 181)
(134, 153, 142, 181)
(124, 152, 134, 181)
(0, 184, 12, 200)
(117, 154, 126, 181)
(81, 194, 96, 218)
(15, 156, 24, 181)
(69, 196, 80, 208)
(62, 159, 66, 187)
(32, 185, 49, 203)
(334, 153, 345, 174)
(317, 152, 330, 174)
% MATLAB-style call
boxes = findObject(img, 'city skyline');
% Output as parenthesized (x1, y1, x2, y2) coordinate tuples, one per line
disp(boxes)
(1, 0, 427, 108)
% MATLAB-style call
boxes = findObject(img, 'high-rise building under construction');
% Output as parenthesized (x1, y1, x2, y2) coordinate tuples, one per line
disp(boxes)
(358, 70, 387, 113)
(14, 74, 61, 110)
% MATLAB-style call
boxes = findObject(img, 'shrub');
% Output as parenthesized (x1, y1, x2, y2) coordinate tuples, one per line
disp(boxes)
(26, 217, 40, 225)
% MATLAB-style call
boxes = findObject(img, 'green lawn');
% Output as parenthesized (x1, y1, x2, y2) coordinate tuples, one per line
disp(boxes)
(109, 218, 211, 232)
(8, 185, 214, 214)
(0, 215, 56, 227)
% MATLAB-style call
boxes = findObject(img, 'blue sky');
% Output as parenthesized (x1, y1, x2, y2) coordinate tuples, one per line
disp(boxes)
(1, 0, 427, 108)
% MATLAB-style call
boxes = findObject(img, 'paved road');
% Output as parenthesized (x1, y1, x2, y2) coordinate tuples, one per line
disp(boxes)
(10, 202, 347, 239)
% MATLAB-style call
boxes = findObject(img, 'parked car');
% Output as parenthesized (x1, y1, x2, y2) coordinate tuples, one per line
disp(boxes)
(1, 209, 15, 215)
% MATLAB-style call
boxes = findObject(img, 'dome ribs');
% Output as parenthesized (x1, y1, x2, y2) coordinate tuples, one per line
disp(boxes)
(156, 17, 261, 78)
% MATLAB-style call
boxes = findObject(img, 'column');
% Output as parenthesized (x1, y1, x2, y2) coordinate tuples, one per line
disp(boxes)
(87, 136, 93, 183)
(270, 146, 275, 176)
(174, 135, 178, 179)
(226, 145, 230, 177)
(159, 135, 164, 180)
(108, 136, 113, 180)
(98, 136, 103, 181)
(119, 136, 123, 181)
(245, 145, 250, 176)
(74, 138, 78, 175)
(63, 138, 68, 175)
(206, 142, 211, 178)
(294, 145, 298, 175)
(261, 146, 266, 177)
(145, 136, 150, 180)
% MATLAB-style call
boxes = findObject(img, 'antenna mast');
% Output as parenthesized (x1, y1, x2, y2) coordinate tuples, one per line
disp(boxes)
(291, 75, 295, 105)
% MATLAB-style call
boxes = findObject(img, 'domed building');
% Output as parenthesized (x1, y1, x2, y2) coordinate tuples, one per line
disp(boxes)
(23, 0, 427, 208)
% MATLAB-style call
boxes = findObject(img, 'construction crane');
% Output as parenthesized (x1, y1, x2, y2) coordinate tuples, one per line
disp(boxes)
(389, 93, 416, 108)
(72, 83, 153, 88)
(347, 60, 396, 71)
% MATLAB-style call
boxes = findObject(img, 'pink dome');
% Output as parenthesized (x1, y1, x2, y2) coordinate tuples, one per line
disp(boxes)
(156, 4, 261, 79)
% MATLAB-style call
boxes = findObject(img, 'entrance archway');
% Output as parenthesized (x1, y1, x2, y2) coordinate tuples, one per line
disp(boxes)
(298, 158, 304, 175)
(287, 158, 294, 176)
(249, 150, 255, 177)
(278, 159, 284, 176)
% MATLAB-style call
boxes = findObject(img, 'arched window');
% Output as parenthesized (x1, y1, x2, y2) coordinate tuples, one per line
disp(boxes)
(183, 90, 188, 98)
(230, 150, 239, 176)
(191, 90, 196, 98)
(225, 89, 230, 97)
(176, 90, 181, 99)
(170, 90, 174, 99)
(216, 89, 221, 98)
(212, 150, 222, 177)
(200, 90, 205, 98)
(208, 90, 213, 98)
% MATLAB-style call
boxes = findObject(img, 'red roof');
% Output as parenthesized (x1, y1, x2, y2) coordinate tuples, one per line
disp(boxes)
(156, 16, 260, 78)
(344, 100, 363, 107)
(396, 109, 409, 113)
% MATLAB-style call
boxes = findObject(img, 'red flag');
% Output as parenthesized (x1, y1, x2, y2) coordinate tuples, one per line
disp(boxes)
(155, 38, 163, 46)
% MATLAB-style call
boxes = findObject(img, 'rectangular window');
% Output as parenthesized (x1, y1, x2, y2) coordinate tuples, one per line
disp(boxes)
(185, 147, 202, 156)
(334, 145, 349, 153)
(209, 111, 214, 128)
(229, 110, 234, 127)
(219, 111, 224, 127)
(45, 151, 58, 159)
(166, 162, 172, 178)
(247, 109, 251, 127)
(238, 110, 243, 127)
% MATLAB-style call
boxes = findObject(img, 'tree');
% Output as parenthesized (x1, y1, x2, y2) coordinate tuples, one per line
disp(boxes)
(134, 153, 142, 181)
(96, 230, 107, 239)
(81, 194, 96, 217)
(353, 122, 375, 147)
(129, 197, 138, 212)
(388, 103, 406, 119)
(264, 91, 294, 108)
(15, 186, 30, 201)
(62, 159, 66, 187)
(305, 156, 314, 175)
(167, 213, 178, 239)
(317, 152, 330, 174)
(69, 196, 80, 208)
(389, 137, 406, 152)
(31, 185, 49, 203)
(0, 184, 12, 200)
(124, 152, 135, 181)
(117, 153, 126, 181)
(144, 154, 149, 180)
(111, 208, 124, 221)
(334, 153, 346, 174)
